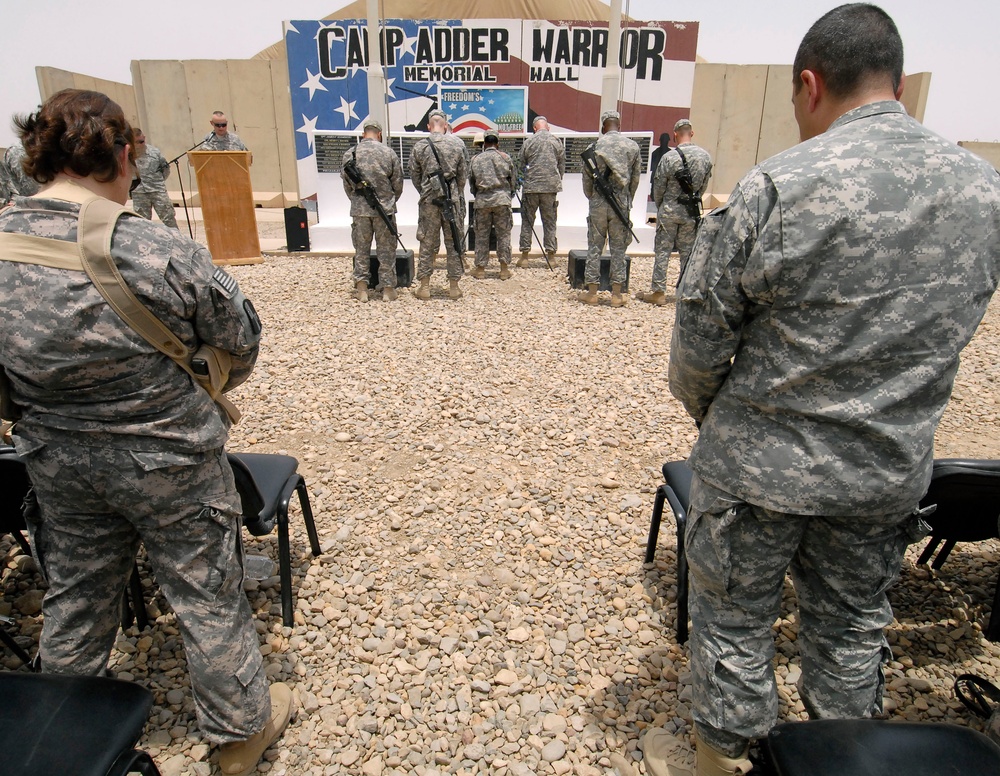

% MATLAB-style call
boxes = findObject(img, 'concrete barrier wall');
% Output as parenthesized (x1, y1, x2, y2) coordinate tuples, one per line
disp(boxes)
(35, 67, 140, 128)
(958, 142, 1000, 170)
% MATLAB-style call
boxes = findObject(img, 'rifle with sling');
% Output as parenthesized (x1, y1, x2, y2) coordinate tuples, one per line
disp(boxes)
(426, 138, 465, 257)
(580, 145, 640, 244)
(674, 146, 703, 224)
(343, 154, 407, 252)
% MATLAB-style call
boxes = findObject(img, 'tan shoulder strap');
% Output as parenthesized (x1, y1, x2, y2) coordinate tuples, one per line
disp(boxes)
(76, 198, 241, 423)
(77, 198, 190, 361)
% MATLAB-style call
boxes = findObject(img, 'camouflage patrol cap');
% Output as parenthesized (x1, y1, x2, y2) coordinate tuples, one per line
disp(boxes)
(484, 129, 500, 142)
(362, 118, 383, 132)
(674, 118, 692, 131)
(428, 109, 448, 122)
(473, 132, 485, 146)
(600, 110, 621, 125)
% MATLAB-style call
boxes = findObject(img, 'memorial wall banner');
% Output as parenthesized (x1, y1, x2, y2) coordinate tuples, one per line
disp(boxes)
(285, 18, 698, 199)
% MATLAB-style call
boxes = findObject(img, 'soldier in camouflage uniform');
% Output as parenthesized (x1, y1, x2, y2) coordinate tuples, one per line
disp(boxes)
(580, 110, 640, 307)
(0, 141, 40, 203)
(131, 128, 178, 229)
(638, 118, 712, 305)
(0, 90, 291, 776)
(469, 129, 515, 280)
(409, 109, 468, 300)
(341, 118, 404, 302)
(201, 111, 249, 152)
(517, 116, 565, 267)
(650, 7, 1000, 776)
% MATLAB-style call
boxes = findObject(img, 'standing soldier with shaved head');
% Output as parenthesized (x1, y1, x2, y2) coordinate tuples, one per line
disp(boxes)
(516, 116, 565, 267)
(649, 5, 1000, 775)
(638, 118, 712, 305)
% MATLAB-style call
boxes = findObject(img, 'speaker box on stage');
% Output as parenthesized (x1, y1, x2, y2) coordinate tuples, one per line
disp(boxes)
(567, 249, 631, 292)
(467, 202, 497, 251)
(368, 249, 415, 288)
(283, 206, 310, 252)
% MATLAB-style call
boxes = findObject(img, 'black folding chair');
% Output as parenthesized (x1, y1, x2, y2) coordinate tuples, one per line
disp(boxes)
(0, 672, 161, 775)
(645, 460, 693, 643)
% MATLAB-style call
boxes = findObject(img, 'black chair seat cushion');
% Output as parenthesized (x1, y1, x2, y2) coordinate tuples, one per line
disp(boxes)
(919, 459, 1000, 542)
(0, 673, 153, 776)
(228, 452, 299, 536)
(766, 719, 1000, 776)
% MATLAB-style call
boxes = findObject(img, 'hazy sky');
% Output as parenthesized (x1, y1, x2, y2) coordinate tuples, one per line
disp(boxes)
(2, 1, 996, 148)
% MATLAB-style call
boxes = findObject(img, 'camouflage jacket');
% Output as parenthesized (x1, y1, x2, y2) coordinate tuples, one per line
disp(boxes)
(0, 143, 40, 203)
(669, 101, 1000, 515)
(518, 130, 565, 194)
(200, 131, 248, 152)
(341, 138, 404, 216)
(0, 183, 261, 453)
(653, 143, 712, 220)
(409, 132, 468, 205)
(134, 144, 171, 194)
(582, 131, 641, 205)
(469, 148, 515, 208)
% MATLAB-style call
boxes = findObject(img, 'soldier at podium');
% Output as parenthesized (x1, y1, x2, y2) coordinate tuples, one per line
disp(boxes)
(201, 111, 248, 153)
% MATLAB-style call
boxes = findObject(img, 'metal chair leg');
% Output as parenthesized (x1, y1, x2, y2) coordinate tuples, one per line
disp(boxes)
(645, 485, 667, 563)
(676, 513, 689, 644)
(277, 508, 293, 628)
(295, 477, 322, 556)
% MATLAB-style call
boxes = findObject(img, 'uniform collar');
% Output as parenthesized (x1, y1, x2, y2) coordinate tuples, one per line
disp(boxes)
(829, 100, 907, 131)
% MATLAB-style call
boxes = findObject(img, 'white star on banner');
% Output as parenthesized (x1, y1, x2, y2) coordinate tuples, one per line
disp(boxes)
(400, 32, 418, 58)
(296, 114, 319, 149)
(284, 21, 299, 35)
(488, 99, 495, 105)
(385, 77, 396, 100)
(449, 103, 458, 110)
(334, 97, 359, 126)
(300, 69, 328, 101)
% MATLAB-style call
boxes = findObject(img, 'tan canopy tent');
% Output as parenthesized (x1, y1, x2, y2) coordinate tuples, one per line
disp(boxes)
(253, 0, 631, 60)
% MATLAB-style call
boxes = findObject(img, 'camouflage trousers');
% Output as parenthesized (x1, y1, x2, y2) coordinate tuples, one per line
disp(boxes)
(416, 200, 465, 280)
(652, 211, 697, 292)
(19, 439, 270, 744)
(473, 205, 513, 267)
(585, 199, 631, 285)
(131, 189, 178, 229)
(518, 192, 558, 254)
(352, 215, 398, 288)
(685, 473, 927, 756)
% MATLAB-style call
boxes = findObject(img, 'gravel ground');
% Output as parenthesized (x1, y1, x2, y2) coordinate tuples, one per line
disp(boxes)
(2, 244, 999, 776)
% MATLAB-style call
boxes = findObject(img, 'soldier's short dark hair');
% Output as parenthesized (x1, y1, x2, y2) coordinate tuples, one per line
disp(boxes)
(15, 89, 135, 185)
(793, 4, 903, 98)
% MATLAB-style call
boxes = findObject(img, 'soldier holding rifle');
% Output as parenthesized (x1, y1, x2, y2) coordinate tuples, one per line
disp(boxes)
(409, 109, 468, 300)
(580, 110, 641, 307)
(341, 119, 404, 302)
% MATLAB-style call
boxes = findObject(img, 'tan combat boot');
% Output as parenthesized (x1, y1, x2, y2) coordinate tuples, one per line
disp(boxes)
(517, 250, 530, 268)
(414, 277, 431, 300)
(448, 279, 463, 299)
(471, 266, 486, 279)
(610, 282, 627, 307)
(355, 280, 368, 302)
(546, 250, 556, 267)
(219, 683, 294, 776)
(578, 283, 599, 305)
(382, 286, 398, 301)
(694, 733, 752, 776)
(638, 289, 668, 306)
(499, 261, 511, 280)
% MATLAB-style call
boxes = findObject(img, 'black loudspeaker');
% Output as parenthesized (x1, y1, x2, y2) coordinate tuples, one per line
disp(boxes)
(284, 206, 310, 252)
(567, 249, 631, 292)
(369, 250, 415, 288)
(467, 202, 497, 251)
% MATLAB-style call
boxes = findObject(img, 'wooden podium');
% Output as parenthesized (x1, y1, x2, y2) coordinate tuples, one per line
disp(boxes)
(188, 151, 263, 265)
